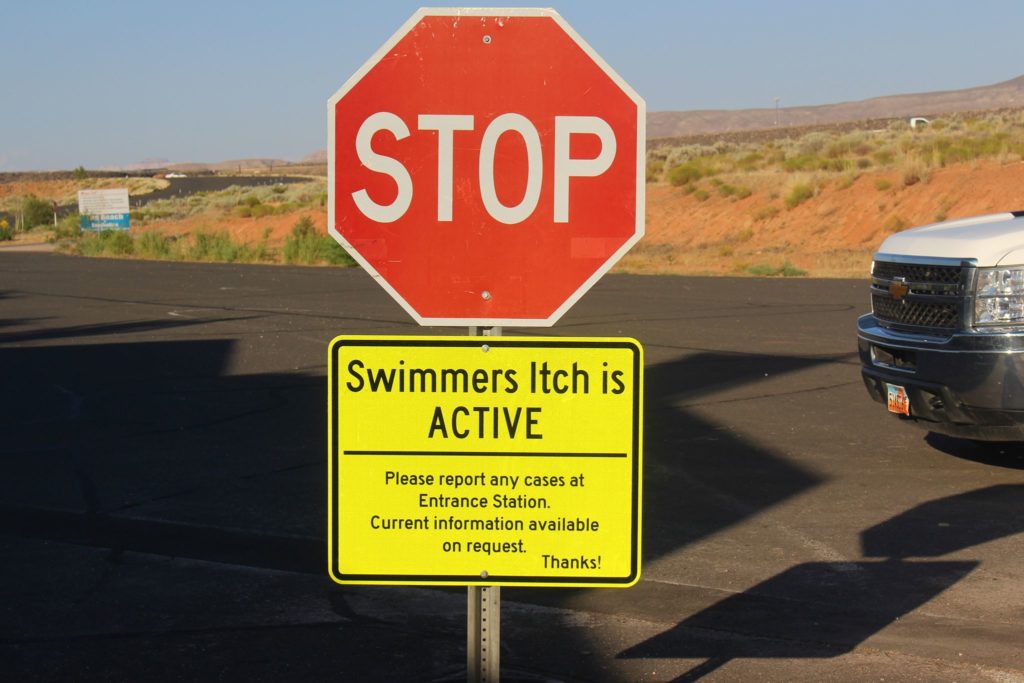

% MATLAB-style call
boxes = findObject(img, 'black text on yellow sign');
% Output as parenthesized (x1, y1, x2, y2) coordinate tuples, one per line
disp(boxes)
(328, 336, 643, 587)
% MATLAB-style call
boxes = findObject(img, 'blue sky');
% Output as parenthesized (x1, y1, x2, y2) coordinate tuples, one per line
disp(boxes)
(2, 0, 1022, 171)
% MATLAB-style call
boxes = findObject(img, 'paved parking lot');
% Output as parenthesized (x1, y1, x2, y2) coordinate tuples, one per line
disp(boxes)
(2, 251, 1022, 681)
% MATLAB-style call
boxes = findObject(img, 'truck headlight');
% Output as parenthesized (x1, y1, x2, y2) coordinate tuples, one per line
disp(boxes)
(975, 267, 1024, 325)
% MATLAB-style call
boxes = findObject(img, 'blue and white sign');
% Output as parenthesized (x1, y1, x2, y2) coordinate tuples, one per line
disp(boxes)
(78, 188, 130, 231)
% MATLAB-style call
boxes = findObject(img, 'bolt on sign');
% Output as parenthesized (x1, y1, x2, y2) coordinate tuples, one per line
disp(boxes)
(327, 7, 645, 326)
(327, 336, 643, 587)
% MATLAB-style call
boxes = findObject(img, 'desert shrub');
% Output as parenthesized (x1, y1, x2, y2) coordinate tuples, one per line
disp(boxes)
(249, 227, 272, 262)
(693, 189, 710, 202)
(874, 179, 892, 191)
(902, 166, 923, 187)
(667, 162, 705, 186)
(79, 230, 134, 256)
(136, 231, 174, 259)
(873, 149, 895, 165)
(835, 172, 859, 190)
(283, 216, 355, 266)
(797, 132, 830, 155)
(188, 231, 246, 262)
(746, 260, 807, 277)
(752, 205, 780, 221)
(737, 152, 764, 171)
(21, 195, 53, 230)
(73, 166, 88, 180)
(883, 214, 910, 233)
(820, 158, 850, 173)
(52, 213, 82, 239)
(0, 219, 11, 241)
(784, 183, 815, 209)
(783, 154, 822, 172)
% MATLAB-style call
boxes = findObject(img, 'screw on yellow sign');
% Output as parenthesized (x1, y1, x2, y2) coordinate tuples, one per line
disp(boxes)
(328, 336, 642, 587)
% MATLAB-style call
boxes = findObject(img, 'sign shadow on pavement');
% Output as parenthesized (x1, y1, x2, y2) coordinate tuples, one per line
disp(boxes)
(1, 329, 851, 680)
(620, 484, 1024, 679)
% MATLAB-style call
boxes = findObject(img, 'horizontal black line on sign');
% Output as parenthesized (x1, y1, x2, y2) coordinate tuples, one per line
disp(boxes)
(343, 450, 628, 458)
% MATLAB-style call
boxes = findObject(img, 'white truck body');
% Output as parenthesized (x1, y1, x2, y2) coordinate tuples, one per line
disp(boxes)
(858, 212, 1024, 441)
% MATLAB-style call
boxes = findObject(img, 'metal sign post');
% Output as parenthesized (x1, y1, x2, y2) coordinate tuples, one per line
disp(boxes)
(468, 325, 502, 683)
(467, 584, 500, 682)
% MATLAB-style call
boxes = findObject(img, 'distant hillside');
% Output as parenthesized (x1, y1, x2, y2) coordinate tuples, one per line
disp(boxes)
(300, 150, 327, 164)
(648, 75, 1024, 139)
(97, 75, 1024, 174)
(166, 158, 293, 173)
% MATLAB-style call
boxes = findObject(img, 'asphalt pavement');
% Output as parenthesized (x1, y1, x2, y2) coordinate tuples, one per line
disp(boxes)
(1, 251, 1022, 682)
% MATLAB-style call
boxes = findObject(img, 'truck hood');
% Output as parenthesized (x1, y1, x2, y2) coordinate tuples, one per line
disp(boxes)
(876, 212, 1024, 267)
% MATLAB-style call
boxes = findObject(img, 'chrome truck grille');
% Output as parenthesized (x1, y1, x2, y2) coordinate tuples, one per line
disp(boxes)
(870, 259, 967, 332)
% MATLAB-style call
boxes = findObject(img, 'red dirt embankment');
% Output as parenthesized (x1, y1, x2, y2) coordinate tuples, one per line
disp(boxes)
(622, 159, 1024, 277)
(4, 160, 1023, 276)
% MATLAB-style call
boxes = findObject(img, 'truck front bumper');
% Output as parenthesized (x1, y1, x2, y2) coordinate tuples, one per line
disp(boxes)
(857, 314, 1024, 441)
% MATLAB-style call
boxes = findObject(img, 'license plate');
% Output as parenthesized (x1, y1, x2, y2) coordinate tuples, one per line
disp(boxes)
(886, 383, 910, 416)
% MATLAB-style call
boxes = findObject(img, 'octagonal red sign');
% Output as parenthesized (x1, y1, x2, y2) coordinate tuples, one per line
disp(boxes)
(328, 8, 644, 326)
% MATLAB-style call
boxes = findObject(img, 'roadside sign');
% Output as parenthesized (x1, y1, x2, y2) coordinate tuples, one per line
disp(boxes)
(328, 8, 645, 326)
(327, 336, 643, 587)
(78, 188, 130, 230)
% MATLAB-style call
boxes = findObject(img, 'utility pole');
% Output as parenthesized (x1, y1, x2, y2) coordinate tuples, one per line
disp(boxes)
(774, 97, 780, 127)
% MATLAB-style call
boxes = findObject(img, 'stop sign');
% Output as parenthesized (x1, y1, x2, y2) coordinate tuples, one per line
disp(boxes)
(328, 8, 644, 326)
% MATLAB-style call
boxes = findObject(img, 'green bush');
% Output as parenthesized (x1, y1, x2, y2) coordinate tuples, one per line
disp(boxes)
(784, 183, 814, 209)
(249, 203, 274, 218)
(873, 150, 895, 165)
(667, 162, 705, 186)
(283, 216, 355, 266)
(0, 219, 12, 241)
(21, 195, 54, 230)
(783, 154, 822, 172)
(79, 230, 134, 256)
(73, 166, 88, 180)
(52, 213, 82, 239)
(136, 231, 173, 259)
(188, 231, 247, 262)
(746, 260, 807, 277)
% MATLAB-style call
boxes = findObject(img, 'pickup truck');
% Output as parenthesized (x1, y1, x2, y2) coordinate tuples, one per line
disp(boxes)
(857, 211, 1024, 441)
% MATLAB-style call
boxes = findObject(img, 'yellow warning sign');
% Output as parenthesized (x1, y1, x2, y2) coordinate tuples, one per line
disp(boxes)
(327, 336, 642, 587)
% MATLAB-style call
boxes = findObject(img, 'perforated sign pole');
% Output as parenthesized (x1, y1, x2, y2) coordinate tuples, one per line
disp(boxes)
(468, 326, 502, 683)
